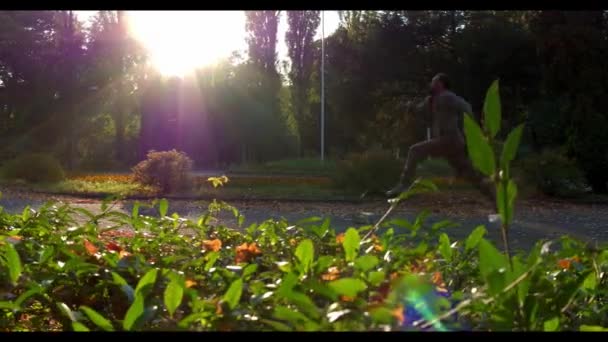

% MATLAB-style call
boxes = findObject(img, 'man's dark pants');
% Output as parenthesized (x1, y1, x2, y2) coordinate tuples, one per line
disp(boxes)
(399, 134, 496, 201)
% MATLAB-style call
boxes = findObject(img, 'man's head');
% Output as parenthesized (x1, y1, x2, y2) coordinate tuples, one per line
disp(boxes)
(430, 73, 450, 95)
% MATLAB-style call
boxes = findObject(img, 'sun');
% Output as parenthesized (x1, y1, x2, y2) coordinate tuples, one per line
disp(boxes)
(126, 11, 246, 77)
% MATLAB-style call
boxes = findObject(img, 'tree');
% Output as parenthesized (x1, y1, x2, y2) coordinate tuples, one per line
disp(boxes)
(285, 11, 320, 155)
(87, 11, 147, 166)
(530, 11, 608, 192)
(244, 11, 294, 162)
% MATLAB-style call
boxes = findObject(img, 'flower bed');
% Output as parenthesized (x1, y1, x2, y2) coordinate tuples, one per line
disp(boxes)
(1, 197, 606, 332)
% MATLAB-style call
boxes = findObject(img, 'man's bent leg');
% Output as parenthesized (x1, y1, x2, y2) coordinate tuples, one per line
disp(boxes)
(387, 139, 449, 197)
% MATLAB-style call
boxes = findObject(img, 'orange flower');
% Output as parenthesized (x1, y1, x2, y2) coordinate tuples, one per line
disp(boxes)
(321, 266, 340, 281)
(185, 280, 197, 288)
(340, 295, 355, 302)
(390, 272, 400, 281)
(558, 259, 572, 270)
(106, 242, 122, 253)
(392, 306, 405, 324)
(432, 272, 445, 287)
(374, 243, 384, 252)
(202, 239, 222, 252)
(336, 233, 345, 244)
(84, 240, 98, 256)
(289, 239, 297, 246)
(235, 243, 262, 264)
(119, 250, 132, 259)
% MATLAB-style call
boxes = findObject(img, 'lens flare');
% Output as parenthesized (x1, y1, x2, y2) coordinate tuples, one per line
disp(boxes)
(392, 274, 457, 331)
(403, 289, 448, 331)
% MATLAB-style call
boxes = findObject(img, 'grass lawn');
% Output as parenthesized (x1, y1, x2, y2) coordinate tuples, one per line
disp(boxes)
(0, 158, 559, 201)
(228, 158, 338, 177)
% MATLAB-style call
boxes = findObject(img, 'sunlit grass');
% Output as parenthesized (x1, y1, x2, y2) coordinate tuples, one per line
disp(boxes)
(40, 180, 155, 196)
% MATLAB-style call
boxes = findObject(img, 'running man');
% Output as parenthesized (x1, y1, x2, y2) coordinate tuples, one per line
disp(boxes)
(386, 73, 495, 202)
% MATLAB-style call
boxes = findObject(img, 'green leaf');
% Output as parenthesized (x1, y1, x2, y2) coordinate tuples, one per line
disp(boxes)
(478, 239, 507, 295)
(261, 319, 293, 331)
(368, 271, 386, 286)
(164, 280, 184, 318)
(369, 307, 394, 324)
(431, 220, 458, 232)
(135, 269, 158, 295)
(501, 124, 524, 169)
(112, 272, 128, 286)
(275, 261, 292, 273)
(243, 264, 258, 278)
(0, 301, 17, 310)
(5, 243, 22, 285)
(582, 272, 597, 291)
(72, 322, 90, 332)
(123, 294, 144, 331)
(315, 256, 334, 274)
(343, 228, 361, 262)
(295, 239, 314, 274)
(204, 251, 220, 271)
(80, 306, 114, 331)
(14, 287, 41, 309)
(223, 278, 243, 310)
(57, 302, 76, 322)
(438, 233, 452, 261)
(277, 272, 298, 297)
(580, 325, 608, 332)
(479, 239, 507, 277)
(512, 257, 529, 307)
(273, 306, 313, 326)
(465, 225, 486, 252)
(464, 114, 496, 176)
(159, 198, 168, 217)
(282, 291, 320, 320)
(355, 255, 379, 272)
(328, 278, 368, 297)
(483, 79, 501, 138)
(21, 206, 31, 221)
(131, 202, 140, 218)
(497, 180, 518, 225)
(39, 246, 55, 263)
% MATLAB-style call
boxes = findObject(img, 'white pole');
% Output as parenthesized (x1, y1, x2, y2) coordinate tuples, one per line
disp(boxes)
(321, 10, 325, 162)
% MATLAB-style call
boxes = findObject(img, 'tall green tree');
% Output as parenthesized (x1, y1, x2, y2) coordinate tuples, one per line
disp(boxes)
(244, 11, 294, 162)
(285, 10, 320, 155)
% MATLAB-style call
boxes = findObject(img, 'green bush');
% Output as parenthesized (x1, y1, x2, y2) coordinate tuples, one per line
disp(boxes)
(132, 150, 193, 194)
(0, 195, 607, 331)
(333, 148, 402, 194)
(0, 153, 65, 183)
(516, 149, 589, 198)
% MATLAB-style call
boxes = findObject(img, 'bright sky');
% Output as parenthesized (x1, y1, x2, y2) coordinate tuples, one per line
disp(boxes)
(76, 11, 341, 76)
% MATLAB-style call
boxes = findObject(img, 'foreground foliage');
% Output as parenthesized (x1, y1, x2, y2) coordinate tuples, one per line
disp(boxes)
(0, 188, 607, 332)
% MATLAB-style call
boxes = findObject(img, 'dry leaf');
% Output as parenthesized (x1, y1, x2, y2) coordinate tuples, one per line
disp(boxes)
(84, 240, 98, 256)
(321, 266, 340, 281)
(392, 306, 404, 324)
(202, 239, 222, 252)
(235, 243, 262, 264)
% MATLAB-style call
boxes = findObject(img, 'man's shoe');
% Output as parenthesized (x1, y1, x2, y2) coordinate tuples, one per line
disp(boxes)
(386, 183, 409, 197)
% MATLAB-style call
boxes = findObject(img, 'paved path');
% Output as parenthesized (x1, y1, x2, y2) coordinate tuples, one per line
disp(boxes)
(1, 189, 607, 252)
